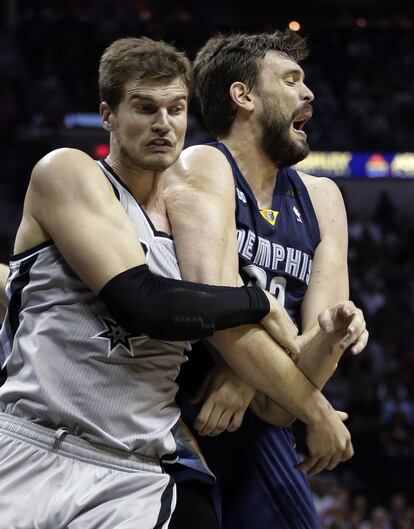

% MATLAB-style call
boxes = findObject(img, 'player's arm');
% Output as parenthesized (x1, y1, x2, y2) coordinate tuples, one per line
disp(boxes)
(0, 263, 8, 321)
(20, 148, 278, 342)
(294, 174, 368, 388)
(166, 147, 353, 473)
(251, 175, 368, 425)
(164, 146, 299, 354)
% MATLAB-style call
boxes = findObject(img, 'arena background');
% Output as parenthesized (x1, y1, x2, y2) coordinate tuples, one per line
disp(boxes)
(1, 1, 413, 527)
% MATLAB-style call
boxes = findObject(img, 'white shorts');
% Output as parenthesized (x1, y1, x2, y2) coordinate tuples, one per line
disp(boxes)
(0, 412, 176, 529)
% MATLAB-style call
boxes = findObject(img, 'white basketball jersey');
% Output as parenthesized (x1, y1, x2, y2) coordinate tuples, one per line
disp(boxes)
(0, 161, 193, 462)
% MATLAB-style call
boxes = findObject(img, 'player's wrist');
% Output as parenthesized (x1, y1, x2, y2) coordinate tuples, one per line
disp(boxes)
(260, 290, 280, 322)
(301, 391, 335, 427)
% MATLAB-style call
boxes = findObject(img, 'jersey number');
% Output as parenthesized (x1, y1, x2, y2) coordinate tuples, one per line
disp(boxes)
(243, 264, 287, 307)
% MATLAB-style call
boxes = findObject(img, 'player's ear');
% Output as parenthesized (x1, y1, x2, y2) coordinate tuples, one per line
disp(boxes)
(229, 82, 254, 112)
(100, 101, 115, 132)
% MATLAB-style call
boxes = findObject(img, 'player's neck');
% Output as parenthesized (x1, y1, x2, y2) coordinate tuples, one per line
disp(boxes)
(220, 133, 280, 208)
(105, 154, 170, 232)
(105, 154, 165, 207)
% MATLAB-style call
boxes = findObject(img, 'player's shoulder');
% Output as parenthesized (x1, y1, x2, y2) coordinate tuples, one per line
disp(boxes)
(32, 148, 95, 175)
(297, 171, 346, 228)
(180, 144, 231, 167)
(165, 144, 234, 194)
(30, 148, 109, 197)
(297, 171, 344, 208)
(297, 171, 342, 199)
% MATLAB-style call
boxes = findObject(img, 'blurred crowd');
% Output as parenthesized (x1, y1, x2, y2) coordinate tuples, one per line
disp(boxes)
(308, 190, 414, 528)
(0, 0, 413, 150)
(0, 0, 413, 523)
(313, 478, 414, 529)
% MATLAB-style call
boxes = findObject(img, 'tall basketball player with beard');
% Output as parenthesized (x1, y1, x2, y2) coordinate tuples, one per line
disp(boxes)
(165, 30, 368, 529)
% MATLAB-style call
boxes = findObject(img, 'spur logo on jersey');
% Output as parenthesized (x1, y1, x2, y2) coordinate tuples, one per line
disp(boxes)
(236, 187, 247, 204)
(237, 228, 312, 284)
(93, 317, 137, 357)
(260, 209, 279, 226)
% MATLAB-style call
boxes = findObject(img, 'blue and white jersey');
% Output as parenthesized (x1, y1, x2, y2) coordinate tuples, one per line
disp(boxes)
(211, 141, 320, 329)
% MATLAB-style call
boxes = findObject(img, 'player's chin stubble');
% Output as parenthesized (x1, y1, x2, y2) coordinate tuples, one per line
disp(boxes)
(259, 105, 309, 168)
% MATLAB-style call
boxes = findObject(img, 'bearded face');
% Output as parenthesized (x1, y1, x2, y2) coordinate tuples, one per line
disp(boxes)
(258, 96, 311, 168)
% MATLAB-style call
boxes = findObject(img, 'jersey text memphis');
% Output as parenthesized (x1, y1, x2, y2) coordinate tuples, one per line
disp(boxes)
(0, 161, 191, 461)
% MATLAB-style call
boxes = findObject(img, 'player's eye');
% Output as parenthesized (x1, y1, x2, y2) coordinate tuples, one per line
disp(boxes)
(136, 105, 156, 113)
(170, 106, 184, 114)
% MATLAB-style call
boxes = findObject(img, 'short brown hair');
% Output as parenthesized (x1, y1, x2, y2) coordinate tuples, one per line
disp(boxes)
(194, 30, 309, 136)
(99, 37, 192, 110)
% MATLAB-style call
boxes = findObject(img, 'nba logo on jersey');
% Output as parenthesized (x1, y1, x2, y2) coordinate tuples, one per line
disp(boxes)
(236, 187, 247, 204)
(293, 206, 303, 223)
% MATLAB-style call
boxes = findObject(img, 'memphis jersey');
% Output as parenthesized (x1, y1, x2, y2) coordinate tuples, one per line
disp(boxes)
(213, 142, 320, 327)
(205, 143, 323, 529)
(0, 160, 190, 461)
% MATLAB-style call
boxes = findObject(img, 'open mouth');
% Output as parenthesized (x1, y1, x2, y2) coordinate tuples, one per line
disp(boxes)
(147, 138, 173, 147)
(292, 110, 312, 138)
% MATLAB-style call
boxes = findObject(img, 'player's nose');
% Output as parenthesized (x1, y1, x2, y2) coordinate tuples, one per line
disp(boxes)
(302, 82, 314, 103)
(151, 109, 171, 135)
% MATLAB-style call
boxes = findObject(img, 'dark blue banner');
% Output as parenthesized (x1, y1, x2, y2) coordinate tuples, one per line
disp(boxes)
(295, 152, 414, 178)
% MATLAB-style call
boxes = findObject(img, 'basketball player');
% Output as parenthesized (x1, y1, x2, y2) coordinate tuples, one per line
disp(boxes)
(165, 30, 368, 529)
(0, 37, 301, 529)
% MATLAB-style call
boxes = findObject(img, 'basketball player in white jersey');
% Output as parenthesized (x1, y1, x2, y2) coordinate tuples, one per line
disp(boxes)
(0, 37, 300, 529)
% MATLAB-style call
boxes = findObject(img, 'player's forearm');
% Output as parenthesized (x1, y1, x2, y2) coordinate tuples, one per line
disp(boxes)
(208, 325, 335, 427)
(249, 328, 343, 426)
(295, 326, 344, 389)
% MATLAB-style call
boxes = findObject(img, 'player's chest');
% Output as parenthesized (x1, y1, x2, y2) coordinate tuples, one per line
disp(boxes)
(235, 198, 315, 264)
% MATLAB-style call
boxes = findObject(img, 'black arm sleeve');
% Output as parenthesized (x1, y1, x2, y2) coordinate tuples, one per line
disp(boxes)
(99, 264, 269, 341)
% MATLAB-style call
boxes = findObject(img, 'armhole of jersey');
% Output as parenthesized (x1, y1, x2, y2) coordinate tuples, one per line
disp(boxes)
(109, 180, 120, 201)
(10, 240, 55, 262)
(96, 160, 121, 202)
(289, 168, 321, 248)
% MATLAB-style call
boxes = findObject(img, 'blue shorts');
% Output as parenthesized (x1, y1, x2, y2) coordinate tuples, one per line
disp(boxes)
(177, 351, 322, 529)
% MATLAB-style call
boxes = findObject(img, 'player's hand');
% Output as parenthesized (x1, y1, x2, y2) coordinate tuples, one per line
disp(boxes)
(260, 290, 301, 361)
(318, 301, 368, 355)
(297, 408, 354, 476)
(192, 365, 255, 437)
